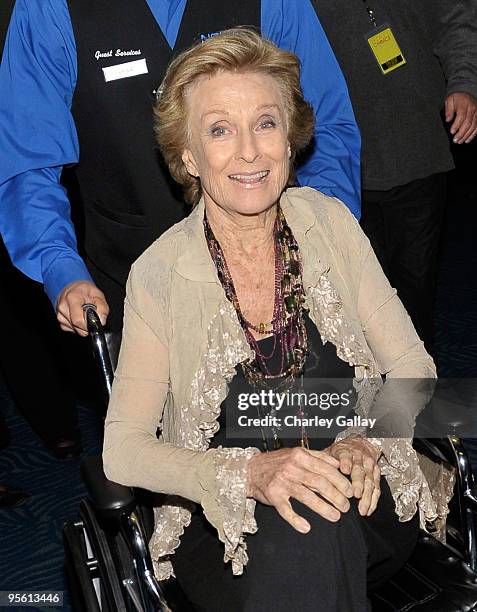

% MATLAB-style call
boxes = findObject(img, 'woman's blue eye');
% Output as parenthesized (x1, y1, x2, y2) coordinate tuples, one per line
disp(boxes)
(211, 126, 227, 136)
(259, 119, 277, 129)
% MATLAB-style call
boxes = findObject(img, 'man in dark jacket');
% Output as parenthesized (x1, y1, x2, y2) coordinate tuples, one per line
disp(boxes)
(312, 0, 477, 353)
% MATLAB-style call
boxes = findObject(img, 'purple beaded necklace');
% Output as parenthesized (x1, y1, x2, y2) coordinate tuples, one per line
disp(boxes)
(203, 205, 308, 390)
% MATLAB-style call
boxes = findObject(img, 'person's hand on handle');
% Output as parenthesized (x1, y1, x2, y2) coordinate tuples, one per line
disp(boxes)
(56, 280, 109, 336)
(246, 446, 354, 533)
(326, 436, 381, 517)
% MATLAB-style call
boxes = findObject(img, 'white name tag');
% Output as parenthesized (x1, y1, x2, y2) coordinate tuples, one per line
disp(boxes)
(102, 58, 148, 82)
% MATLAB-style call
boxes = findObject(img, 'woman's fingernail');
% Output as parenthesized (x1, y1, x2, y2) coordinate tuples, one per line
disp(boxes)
(299, 522, 310, 533)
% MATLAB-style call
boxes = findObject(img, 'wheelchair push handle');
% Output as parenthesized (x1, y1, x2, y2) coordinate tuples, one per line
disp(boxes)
(83, 304, 114, 398)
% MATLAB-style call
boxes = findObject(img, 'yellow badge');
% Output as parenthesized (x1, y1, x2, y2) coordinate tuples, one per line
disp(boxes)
(367, 26, 406, 74)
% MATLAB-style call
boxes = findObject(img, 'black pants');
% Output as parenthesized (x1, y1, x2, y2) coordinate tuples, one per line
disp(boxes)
(172, 479, 418, 612)
(361, 173, 447, 354)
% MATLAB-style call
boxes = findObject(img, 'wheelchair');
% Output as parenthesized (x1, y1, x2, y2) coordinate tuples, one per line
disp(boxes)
(63, 307, 477, 611)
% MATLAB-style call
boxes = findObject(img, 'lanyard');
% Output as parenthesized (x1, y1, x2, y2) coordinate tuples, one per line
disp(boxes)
(361, 0, 378, 28)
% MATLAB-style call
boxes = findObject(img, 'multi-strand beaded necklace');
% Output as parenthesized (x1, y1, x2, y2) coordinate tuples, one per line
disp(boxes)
(204, 206, 310, 449)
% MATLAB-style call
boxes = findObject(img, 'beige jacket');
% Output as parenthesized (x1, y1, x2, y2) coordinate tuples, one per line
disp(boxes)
(103, 187, 453, 581)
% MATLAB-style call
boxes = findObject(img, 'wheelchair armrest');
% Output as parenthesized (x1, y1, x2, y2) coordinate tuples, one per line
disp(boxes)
(81, 455, 136, 519)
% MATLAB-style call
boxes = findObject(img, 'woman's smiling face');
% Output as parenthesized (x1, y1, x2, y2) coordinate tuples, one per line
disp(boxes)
(182, 70, 291, 218)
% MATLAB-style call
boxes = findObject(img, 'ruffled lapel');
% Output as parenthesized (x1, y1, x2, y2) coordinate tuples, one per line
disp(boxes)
(180, 298, 253, 451)
(306, 273, 376, 372)
(281, 191, 377, 373)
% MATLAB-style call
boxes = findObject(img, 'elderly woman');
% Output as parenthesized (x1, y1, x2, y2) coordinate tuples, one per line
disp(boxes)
(103, 29, 449, 611)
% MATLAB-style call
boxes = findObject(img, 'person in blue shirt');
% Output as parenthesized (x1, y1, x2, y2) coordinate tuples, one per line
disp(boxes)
(0, 0, 360, 337)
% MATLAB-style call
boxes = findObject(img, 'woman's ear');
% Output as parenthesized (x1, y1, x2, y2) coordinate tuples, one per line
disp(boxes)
(287, 142, 292, 159)
(182, 149, 199, 177)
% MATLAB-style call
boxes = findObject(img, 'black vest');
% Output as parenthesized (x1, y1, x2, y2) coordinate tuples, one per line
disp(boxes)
(66, 0, 260, 323)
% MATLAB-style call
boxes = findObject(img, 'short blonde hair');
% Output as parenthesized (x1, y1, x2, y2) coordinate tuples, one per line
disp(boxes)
(154, 28, 315, 206)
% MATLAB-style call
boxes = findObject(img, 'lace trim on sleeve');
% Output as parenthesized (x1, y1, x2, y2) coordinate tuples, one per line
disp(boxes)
(202, 447, 260, 575)
(150, 499, 195, 580)
(371, 438, 436, 518)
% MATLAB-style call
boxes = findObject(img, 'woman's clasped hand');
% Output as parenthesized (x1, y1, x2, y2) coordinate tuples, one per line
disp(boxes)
(327, 436, 382, 516)
(246, 436, 382, 533)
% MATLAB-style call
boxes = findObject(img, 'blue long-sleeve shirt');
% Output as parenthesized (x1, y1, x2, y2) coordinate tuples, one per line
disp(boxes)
(0, 0, 360, 306)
